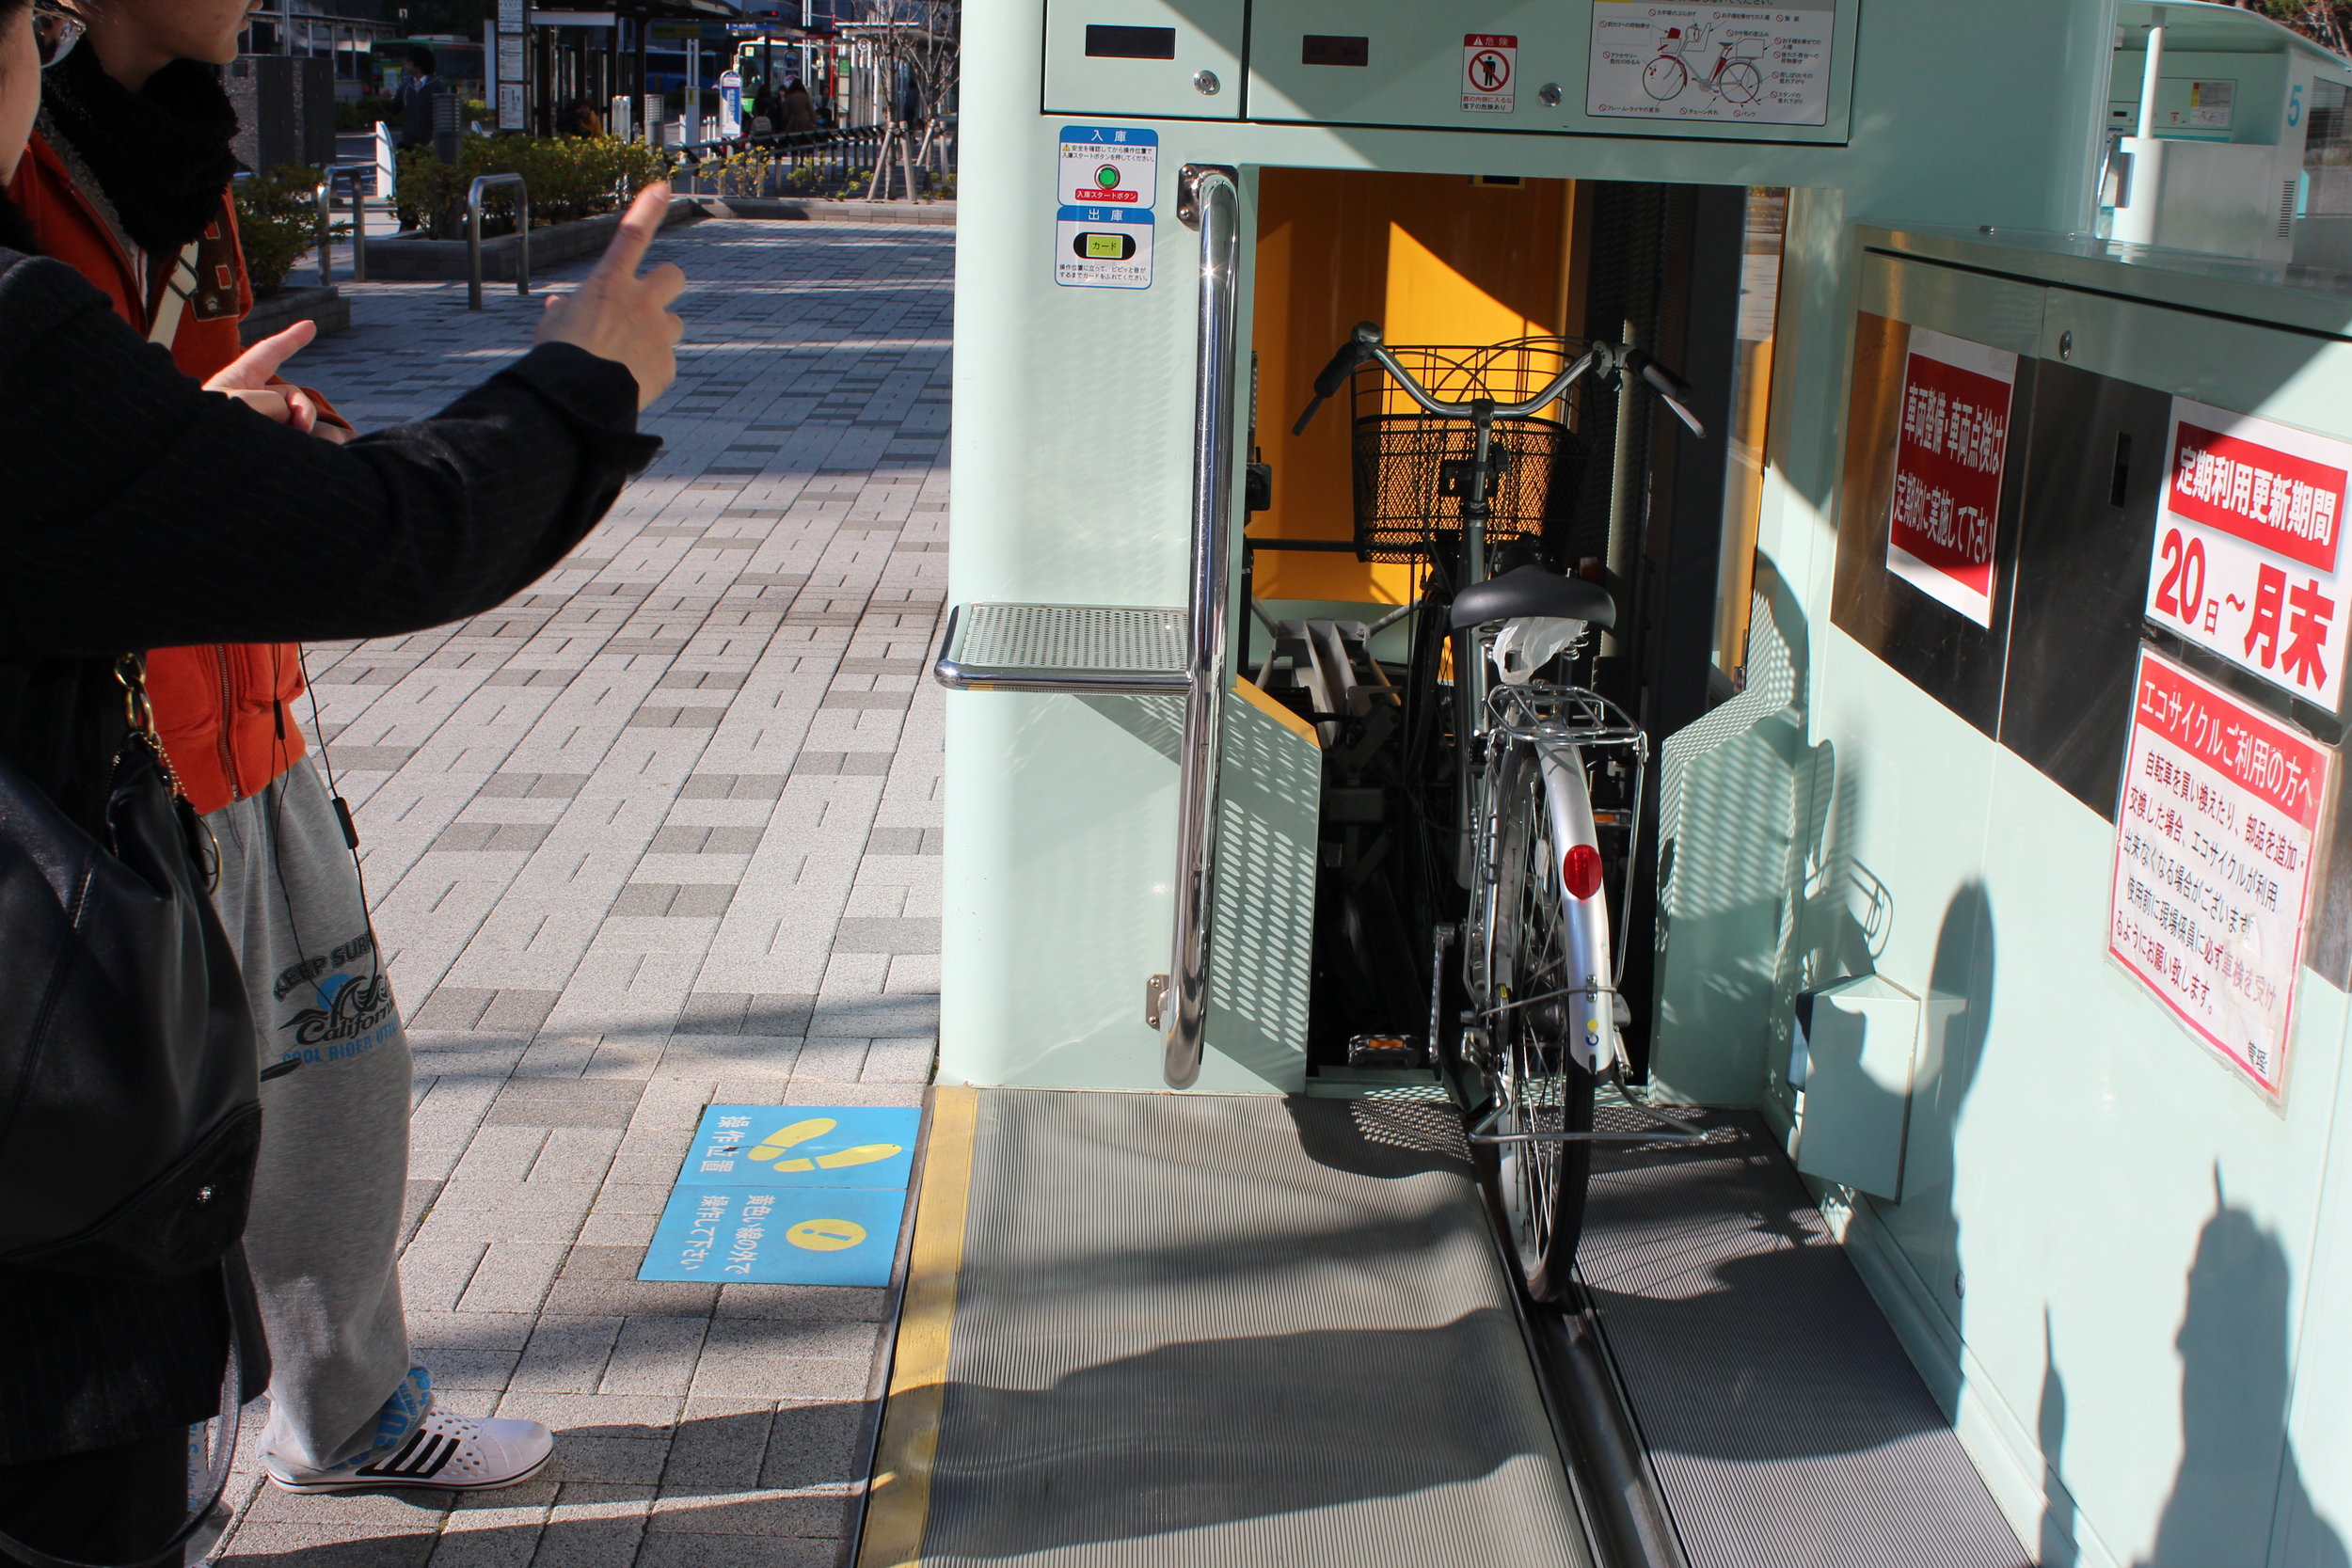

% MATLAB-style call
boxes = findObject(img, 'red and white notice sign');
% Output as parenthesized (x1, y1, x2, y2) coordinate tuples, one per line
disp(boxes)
(1463, 35, 1517, 113)
(2110, 647, 2331, 1099)
(2143, 398, 2352, 711)
(1885, 328, 2017, 626)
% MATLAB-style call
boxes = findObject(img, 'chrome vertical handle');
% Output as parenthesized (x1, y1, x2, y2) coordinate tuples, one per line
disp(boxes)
(1163, 164, 1242, 1090)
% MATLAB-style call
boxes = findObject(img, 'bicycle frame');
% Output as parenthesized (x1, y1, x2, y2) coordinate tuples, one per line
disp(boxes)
(1292, 322, 1699, 1094)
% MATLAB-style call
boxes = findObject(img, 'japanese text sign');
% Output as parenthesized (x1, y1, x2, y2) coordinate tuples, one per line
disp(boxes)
(1057, 124, 1158, 208)
(639, 1187, 906, 1286)
(637, 1103, 920, 1287)
(2144, 398, 2352, 711)
(1885, 328, 2016, 627)
(1463, 35, 1517, 113)
(2109, 647, 2331, 1100)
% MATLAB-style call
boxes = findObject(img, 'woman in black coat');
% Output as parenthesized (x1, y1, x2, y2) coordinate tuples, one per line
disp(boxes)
(0, 0, 688, 1556)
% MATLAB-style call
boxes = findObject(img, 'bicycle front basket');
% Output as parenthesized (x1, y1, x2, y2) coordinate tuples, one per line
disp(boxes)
(1344, 338, 1596, 564)
(1350, 414, 1589, 563)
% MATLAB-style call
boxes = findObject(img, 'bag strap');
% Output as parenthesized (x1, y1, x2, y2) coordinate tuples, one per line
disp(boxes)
(0, 1278, 245, 1568)
(146, 241, 203, 352)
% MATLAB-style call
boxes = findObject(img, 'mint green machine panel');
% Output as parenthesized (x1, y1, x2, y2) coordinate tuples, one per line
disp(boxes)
(1247, 0, 1856, 144)
(1705, 227, 2352, 1566)
(1044, 0, 1248, 119)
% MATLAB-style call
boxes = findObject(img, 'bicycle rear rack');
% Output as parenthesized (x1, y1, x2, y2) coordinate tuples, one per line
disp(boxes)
(932, 164, 1242, 1091)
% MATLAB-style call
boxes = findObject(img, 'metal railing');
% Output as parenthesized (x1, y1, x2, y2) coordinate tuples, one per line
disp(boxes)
(1161, 164, 1241, 1090)
(927, 164, 1239, 1090)
(660, 123, 942, 202)
(319, 163, 375, 285)
(466, 173, 531, 310)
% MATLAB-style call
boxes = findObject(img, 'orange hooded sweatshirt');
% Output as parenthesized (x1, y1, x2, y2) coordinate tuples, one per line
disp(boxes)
(8, 128, 342, 816)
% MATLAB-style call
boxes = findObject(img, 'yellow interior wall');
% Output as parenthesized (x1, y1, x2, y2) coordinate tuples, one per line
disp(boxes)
(1250, 169, 1581, 605)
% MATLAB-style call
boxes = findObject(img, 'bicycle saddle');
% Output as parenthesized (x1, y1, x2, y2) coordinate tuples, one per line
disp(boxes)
(1449, 565, 1617, 630)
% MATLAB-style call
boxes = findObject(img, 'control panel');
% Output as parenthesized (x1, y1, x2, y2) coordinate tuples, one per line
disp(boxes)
(1044, 0, 1856, 144)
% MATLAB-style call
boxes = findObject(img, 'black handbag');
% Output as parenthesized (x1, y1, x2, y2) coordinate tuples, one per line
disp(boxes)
(0, 654, 260, 1276)
(0, 653, 262, 1568)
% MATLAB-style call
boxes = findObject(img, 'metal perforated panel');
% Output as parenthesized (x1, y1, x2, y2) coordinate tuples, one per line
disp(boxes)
(951, 603, 1186, 673)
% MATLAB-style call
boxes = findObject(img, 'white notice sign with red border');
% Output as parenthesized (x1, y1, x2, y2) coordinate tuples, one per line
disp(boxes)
(2109, 647, 2330, 1100)
(2144, 398, 2352, 712)
(1885, 328, 2017, 626)
(1463, 35, 1517, 113)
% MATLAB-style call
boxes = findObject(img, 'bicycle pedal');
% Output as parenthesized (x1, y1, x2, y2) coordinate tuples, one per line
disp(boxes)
(1346, 1033, 1424, 1069)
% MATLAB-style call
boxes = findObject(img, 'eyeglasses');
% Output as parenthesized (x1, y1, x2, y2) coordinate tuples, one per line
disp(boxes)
(32, 7, 85, 70)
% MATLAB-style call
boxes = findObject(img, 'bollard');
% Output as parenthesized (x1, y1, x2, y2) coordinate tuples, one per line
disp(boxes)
(466, 172, 531, 310)
(312, 180, 332, 287)
(333, 165, 370, 284)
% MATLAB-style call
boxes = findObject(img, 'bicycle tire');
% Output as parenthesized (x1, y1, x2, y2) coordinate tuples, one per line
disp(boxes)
(1643, 55, 1688, 101)
(1721, 59, 1763, 105)
(1479, 739, 1598, 1304)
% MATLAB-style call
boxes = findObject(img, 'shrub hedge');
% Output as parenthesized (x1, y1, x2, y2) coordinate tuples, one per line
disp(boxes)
(233, 164, 347, 297)
(393, 135, 666, 239)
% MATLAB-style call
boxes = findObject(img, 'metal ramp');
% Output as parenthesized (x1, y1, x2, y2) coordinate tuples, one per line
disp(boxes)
(1565, 1107, 2032, 1568)
(857, 1087, 1596, 1567)
(855, 1090, 2033, 1568)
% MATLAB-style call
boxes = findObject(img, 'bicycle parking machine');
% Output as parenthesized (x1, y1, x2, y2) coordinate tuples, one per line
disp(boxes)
(926, 3, 2352, 1560)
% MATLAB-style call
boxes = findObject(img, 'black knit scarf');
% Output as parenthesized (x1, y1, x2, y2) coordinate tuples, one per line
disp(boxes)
(0, 188, 37, 257)
(41, 44, 239, 257)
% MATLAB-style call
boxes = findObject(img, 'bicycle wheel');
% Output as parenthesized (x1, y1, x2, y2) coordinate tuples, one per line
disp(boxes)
(1720, 59, 1763, 104)
(1643, 55, 1688, 101)
(1482, 740, 1597, 1304)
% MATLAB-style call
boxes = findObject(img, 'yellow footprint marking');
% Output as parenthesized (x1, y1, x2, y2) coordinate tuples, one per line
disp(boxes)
(787, 1218, 867, 1252)
(771, 1143, 905, 1174)
(748, 1117, 836, 1163)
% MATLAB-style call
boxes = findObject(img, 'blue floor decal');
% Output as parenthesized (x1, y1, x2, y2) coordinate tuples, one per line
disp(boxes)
(639, 1104, 922, 1286)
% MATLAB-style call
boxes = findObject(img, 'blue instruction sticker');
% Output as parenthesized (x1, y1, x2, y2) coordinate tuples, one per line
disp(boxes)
(683, 1104, 920, 1190)
(1057, 124, 1158, 207)
(1056, 204, 1154, 291)
(638, 1185, 907, 1287)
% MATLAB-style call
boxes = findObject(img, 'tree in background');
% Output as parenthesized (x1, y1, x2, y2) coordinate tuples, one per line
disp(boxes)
(850, 0, 959, 199)
(2234, 0, 2351, 55)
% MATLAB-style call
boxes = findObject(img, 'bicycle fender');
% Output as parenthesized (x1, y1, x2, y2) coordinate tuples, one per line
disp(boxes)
(1535, 744, 1620, 1075)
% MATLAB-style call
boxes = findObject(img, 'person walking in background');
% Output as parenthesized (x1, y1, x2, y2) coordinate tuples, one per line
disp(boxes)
(782, 73, 816, 135)
(9, 0, 546, 1498)
(394, 42, 437, 151)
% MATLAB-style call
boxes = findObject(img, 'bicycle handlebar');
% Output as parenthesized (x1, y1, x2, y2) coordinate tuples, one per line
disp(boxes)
(1289, 321, 1383, 436)
(1289, 326, 1708, 440)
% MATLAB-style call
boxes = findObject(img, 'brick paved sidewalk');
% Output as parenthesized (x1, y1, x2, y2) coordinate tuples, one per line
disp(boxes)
(214, 215, 952, 1568)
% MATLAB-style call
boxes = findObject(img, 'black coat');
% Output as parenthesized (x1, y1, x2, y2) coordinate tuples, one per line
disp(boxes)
(0, 242, 660, 1465)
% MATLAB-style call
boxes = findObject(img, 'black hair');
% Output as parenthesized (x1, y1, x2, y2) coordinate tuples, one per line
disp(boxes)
(408, 44, 436, 73)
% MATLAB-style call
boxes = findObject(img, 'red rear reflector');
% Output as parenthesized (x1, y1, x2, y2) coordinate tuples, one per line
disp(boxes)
(1563, 844, 1603, 900)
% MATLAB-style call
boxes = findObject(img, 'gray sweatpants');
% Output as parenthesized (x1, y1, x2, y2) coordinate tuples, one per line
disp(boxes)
(208, 758, 414, 1473)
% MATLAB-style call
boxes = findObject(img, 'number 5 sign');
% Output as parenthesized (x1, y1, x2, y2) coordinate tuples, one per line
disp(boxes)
(2145, 398, 2352, 711)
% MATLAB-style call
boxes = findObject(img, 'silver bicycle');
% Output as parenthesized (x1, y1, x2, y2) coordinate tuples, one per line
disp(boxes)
(1295, 324, 1714, 1302)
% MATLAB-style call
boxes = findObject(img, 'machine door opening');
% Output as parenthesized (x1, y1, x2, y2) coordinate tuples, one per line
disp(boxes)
(1238, 169, 1788, 1119)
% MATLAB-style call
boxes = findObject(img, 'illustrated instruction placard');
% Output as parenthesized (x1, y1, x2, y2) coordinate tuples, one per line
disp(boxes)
(638, 1104, 920, 1287)
(1589, 0, 1835, 126)
(1057, 124, 1157, 208)
(641, 1186, 907, 1287)
(1055, 205, 1153, 290)
(2110, 647, 2331, 1100)
(1463, 35, 1517, 113)
(1884, 328, 2017, 626)
(678, 1104, 918, 1188)
(2142, 398, 2352, 712)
